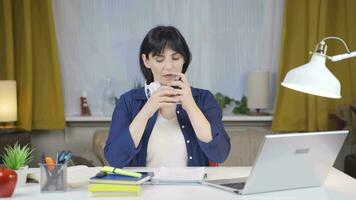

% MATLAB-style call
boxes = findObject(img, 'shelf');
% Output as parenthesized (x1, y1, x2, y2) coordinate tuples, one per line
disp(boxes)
(222, 115, 273, 121)
(66, 116, 111, 122)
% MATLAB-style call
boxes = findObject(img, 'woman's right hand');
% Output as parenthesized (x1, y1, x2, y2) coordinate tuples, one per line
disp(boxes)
(142, 86, 179, 117)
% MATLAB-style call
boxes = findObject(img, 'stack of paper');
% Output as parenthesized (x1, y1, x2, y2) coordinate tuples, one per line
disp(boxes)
(151, 167, 206, 184)
(88, 172, 152, 197)
(88, 184, 141, 197)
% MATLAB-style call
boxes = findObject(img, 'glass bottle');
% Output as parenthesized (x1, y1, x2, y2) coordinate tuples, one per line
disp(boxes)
(80, 91, 91, 116)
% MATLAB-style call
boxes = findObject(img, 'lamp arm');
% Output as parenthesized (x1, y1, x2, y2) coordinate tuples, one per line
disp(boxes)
(316, 36, 356, 62)
(330, 51, 356, 62)
(320, 36, 351, 53)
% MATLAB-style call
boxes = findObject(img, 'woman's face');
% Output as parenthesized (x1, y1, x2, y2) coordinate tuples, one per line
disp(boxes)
(142, 47, 184, 86)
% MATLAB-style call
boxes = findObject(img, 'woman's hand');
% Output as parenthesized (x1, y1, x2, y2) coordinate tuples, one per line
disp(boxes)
(168, 72, 196, 111)
(169, 72, 213, 143)
(142, 86, 180, 117)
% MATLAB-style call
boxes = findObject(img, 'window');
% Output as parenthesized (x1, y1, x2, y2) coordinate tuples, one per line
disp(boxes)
(52, 0, 284, 116)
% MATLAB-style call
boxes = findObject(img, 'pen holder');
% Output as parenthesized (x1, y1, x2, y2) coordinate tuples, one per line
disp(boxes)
(39, 163, 67, 192)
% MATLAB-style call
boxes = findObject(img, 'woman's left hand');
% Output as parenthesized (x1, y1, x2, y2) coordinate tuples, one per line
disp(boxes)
(168, 72, 196, 111)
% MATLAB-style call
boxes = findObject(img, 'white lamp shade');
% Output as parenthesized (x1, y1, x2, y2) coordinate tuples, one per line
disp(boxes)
(281, 54, 341, 99)
(247, 71, 270, 109)
(0, 80, 18, 122)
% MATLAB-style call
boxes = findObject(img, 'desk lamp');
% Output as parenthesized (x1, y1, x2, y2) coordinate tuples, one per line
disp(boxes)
(281, 36, 356, 98)
(0, 80, 17, 129)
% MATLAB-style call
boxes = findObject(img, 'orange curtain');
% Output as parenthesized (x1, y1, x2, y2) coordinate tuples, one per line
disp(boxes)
(0, 0, 65, 130)
(272, 0, 356, 132)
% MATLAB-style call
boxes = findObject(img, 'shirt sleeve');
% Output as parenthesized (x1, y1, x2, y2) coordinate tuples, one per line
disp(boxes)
(104, 95, 141, 168)
(197, 91, 231, 163)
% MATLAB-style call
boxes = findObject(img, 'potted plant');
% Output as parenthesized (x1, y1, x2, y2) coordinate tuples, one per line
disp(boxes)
(214, 92, 249, 115)
(1, 142, 33, 187)
(329, 103, 356, 178)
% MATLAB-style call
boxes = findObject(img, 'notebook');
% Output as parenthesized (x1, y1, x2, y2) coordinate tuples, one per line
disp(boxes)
(88, 183, 140, 197)
(89, 172, 153, 185)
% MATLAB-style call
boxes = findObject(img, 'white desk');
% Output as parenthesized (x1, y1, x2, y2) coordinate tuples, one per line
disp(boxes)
(10, 167, 356, 200)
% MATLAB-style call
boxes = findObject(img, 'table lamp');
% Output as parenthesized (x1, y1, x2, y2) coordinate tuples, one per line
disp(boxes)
(247, 70, 270, 115)
(0, 80, 17, 129)
(281, 36, 356, 98)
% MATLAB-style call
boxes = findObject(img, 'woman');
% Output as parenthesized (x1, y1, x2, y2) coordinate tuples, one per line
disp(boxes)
(104, 26, 230, 168)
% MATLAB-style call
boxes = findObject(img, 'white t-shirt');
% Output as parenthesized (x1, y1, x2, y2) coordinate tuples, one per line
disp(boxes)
(146, 113, 188, 167)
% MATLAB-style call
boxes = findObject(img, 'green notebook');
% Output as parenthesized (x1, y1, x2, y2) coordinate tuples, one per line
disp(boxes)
(89, 183, 140, 192)
(90, 191, 140, 198)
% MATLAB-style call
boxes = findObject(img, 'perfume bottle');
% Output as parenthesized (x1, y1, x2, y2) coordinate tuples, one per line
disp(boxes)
(80, 91, 91, 116)
(102, 78, 116, 116)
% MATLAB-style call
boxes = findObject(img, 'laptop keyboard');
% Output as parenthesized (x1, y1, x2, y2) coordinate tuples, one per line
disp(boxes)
(221, 182, 245, 190)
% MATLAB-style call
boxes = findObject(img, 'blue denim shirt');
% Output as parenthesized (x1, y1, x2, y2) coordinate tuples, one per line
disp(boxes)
(104, 87, 231, 168)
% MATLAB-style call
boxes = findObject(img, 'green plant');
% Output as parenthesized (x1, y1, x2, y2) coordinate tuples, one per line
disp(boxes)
(214, 93, 249, 114)
(233, 96, 249, 114)
(1, 142, 33, 170)
(215, 92, 232, 109)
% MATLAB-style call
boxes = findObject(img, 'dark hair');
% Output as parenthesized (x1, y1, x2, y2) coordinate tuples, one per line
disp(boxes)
(139, 26, 191, 84)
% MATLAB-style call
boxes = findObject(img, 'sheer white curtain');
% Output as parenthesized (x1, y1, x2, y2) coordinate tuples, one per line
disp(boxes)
(52, 0, 284, 116)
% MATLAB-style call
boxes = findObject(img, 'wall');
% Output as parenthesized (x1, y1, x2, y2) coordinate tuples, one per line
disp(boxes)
(30, 129, 102, 167)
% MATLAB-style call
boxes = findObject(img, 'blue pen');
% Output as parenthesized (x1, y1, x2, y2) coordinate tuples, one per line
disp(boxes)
(55, 150, 72, 177)
(57, 150, 66, 163)
(63, 151, 72, 163)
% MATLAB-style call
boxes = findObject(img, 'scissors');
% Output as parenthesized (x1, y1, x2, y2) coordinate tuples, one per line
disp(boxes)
(57, 150, 72, 164)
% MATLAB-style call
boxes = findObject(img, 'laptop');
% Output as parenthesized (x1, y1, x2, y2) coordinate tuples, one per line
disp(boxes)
(204, 130, 348, 195)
